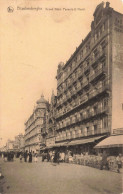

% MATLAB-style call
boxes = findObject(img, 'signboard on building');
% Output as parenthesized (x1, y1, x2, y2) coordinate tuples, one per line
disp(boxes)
(113, 128, 123, 135)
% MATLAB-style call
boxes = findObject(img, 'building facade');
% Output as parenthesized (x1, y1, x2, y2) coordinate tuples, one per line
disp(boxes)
(55, 2, 123, 154)
(14, 133, 24, 152)
(6, 139, 14, 152)
(24, 95, 49, 153)
(46, 90, 57, 148)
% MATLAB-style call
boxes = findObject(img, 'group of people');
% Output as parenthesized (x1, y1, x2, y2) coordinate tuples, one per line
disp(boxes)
(43, 150, 123, 172)
(19, 152, 38, 163)
(1, 150, 122, 173)
(42, 150, 66, 164)
(1, 152, 14, 162)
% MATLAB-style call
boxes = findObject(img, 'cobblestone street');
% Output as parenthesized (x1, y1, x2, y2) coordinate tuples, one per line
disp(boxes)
(0, 158, 122, 194)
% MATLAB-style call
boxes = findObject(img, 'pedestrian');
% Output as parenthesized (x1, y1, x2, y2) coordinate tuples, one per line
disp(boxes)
(100, 151, 109, 170)
(47, 152, 50, 162)
(29, 152, 32, 163)
(116, 154, 122, 173)
(4, 152, 7, 162)
(11, 152, 14, 161)
(56, 151, 60, 164)
(19, 153, 23, 163)
(24, 152, 28, 162)
(53, 151, 57, 163)
(69, 152, 73, 164)
(34, 153, 38, 163)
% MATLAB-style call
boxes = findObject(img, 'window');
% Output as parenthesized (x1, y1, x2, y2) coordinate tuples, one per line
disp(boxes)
(94, 106, 98, 114)
(104, 117, 108, 128)
(104, 98, 108, 108)
(94, 48, 98, 58)
(87, 127, 89, 135)
(94, 125, 97, 134)
(102, 23, 105, 31)
(70, 64, 72, 71)
(80, 50, 83, 58)
(86, 58, 90, 66)
(101, 40, 106, 50)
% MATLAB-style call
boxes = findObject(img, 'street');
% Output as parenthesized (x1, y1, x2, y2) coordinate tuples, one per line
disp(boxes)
(0, 158, 122, 194)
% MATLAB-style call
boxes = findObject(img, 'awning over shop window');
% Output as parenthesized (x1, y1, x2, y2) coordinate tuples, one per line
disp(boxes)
(53, 142, 69, 147)
(67, 135, 106, 146)
(94, 135, 123, 148)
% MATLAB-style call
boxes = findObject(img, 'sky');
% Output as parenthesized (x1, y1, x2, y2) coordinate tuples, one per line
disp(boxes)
(0, 0, 123, 146)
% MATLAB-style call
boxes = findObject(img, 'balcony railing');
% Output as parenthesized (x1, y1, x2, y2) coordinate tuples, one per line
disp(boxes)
(91, 48, 106, 67)
(89, 84, 110, 100)
(89, 90, 97, 99)
(82, 81, 89, 88)
(80, 94, 88, 104)
(89, 67, 106, 82)
(77, 70, 82, 79)
(84, 65, 89, 73)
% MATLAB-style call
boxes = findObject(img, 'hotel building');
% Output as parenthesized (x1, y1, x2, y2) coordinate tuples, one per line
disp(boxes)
(24, 95, 49, 153)
(55, 2, 123, 153)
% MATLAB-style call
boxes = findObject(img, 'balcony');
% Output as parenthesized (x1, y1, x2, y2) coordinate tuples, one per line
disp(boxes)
(89, 90, 97, 99)
(77, 70, 83, 79)
(91, 49, 106, 66)
(87, 130, 94, 136)
(71, 89, 76, 97)
(80, 94, 88, 104)
(67, 81, 71, 88)
(57, 101, 62, 108)
(84, 65, 90, 74)
(66, 121, 70, 126)
(71, 119, 76, 124)
(92, 30, 107, 50)
(63, 97, 67, 104)
(89, 67, 106, 83)
(77, 85, 82, 93)
(56, 125, 60, 130)
(62, 122, 66, 128)
(48, 123, 53, 129)
(82, 81, 89, 88)
(66, 93, 71, 100)
(64, 85, 67, 92)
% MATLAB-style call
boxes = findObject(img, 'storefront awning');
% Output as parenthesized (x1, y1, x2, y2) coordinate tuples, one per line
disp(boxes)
(67, 135, 106, 146)
(53, 142, 69, 147)
(94, 135, 123, 148)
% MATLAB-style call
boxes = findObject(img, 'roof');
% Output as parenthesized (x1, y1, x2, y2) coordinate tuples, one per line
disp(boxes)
(94, 135, 123, 148)
(37, 94, 47, 104)
(67, 135, 106, 146)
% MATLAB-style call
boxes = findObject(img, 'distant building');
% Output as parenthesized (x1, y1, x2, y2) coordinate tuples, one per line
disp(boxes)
(24, 94, 49, 153)
(6, 139, 14, 151)
(13, 133, 24, 152)
(55, 2, 123, 154)
(19, 135, 25, 152)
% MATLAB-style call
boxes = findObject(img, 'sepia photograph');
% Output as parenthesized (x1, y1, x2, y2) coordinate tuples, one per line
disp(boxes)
(0, 0, 123, 193)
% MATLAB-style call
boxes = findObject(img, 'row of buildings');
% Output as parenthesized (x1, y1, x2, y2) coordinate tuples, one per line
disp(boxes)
(23, 2, 123, 154)
(1, 134, 25, 152)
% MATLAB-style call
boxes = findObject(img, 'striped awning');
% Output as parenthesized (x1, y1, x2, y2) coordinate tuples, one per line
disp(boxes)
(94, 135, 123, 148)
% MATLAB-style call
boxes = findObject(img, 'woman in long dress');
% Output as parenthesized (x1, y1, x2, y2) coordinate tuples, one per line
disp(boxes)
(34, 153, 38, 162)
(29, 152, 32, 163)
